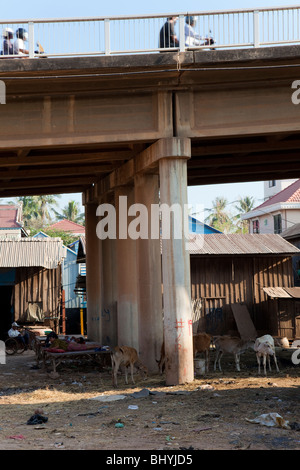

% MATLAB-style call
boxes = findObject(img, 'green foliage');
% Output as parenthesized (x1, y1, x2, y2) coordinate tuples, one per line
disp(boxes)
(42, 229, 78, 246)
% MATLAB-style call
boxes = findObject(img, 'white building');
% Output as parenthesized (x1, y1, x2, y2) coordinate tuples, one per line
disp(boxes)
(264, 179, 298, 201)
(242, 179, 300, 235)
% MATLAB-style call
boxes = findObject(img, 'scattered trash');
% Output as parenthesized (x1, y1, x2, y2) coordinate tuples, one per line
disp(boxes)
(246, 413, 290, 429)
(54, 442, 64, 448)
(196, 385, 214, 391)
(8, 434, 25, 440)
(160, 421, 180, 425)
(115, 423, 124, 428)
(193, 426, 213, 433)
(154, 427, 162, 431)
(90, 394, 126, 402)
(27, 414, 48, 425)
(128, 405, 139, 410)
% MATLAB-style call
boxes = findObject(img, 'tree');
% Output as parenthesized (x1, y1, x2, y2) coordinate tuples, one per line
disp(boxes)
(10, 196, 39, 228)
(205, 196, 234, 233)
(35, 195, 61, 225)
(234, 196, 255, 233)
(53, 200, 85, 225)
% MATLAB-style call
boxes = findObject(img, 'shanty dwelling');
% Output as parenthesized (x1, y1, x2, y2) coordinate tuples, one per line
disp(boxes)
(281, 223, 300, 287)
(189, 233, 300, 341)
(0, 238, 66, 340)
(33, 231, 83, 334)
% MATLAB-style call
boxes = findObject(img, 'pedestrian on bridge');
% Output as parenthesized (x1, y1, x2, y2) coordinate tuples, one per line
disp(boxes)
(159, 17, 179, 50)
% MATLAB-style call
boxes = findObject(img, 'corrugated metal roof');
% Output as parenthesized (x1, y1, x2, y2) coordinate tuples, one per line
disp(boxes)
(188, 233, 300, 255)
(263, 287, 292, 298)
(283, 287, 300, 298)
(0, 238, 67, 269)
(281, 223, 300, 240)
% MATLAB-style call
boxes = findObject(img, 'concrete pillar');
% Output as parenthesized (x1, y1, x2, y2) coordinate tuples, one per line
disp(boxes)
(115, 185, 139, 350)
(159, 155, 194, 385)
(134, 173, 163, 372)
(85, 200, 102, 342)
(101, 234, 118, 348)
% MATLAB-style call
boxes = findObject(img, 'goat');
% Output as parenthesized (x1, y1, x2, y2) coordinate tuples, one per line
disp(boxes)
(213, 335, 255, 372)
(193, 332, 212, 373)
(254, 334, 280, 375)
(111, 345, 148, 388)
(156, 332, 212, 375)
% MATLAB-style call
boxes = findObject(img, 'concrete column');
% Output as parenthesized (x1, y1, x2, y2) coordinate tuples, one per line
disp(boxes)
(85, 201, 102, 342)
(159, 155, 194, 385)
(101, 234, 118, 348)
(115, 186, 139, 350)
(134, 173, 163, 372)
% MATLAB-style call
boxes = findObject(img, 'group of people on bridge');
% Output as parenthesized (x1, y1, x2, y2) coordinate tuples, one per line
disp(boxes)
(1, 27, 28, 56)
(159, 16, 214, 49)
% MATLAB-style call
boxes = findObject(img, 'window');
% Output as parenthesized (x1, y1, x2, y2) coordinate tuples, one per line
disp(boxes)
(273, 214, 282, 234)
(252, 220, 259, 233)
(269, 180, 276, 188)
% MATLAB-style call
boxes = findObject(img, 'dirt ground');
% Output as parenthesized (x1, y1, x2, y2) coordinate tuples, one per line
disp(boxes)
(0, 349, 299, 452)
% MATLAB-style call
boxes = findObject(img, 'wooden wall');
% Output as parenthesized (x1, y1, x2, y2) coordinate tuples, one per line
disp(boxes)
(190, 255, 294, 336)
(13, 266, 62, 330)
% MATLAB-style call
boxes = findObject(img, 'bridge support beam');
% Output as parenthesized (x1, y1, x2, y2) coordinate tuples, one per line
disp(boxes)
(85, 199, 102, 342)
(158, 147, 193, 386)
(134, 173, 163, 372)
(115, 185, 139, 351)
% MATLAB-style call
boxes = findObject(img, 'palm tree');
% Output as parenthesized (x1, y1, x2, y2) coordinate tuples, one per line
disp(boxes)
(35, 195, 61, 225)
(10, 196, 39, 228)
(205, 196, 234, 233)
(234, 196, 255, 233)
(53, 200, 85, 224)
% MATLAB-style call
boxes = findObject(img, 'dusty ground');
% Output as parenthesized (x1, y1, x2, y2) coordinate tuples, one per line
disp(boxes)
(0, 349, 299, 451)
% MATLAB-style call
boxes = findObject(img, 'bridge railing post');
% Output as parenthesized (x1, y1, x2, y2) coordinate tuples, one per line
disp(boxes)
(253, 10, 260, 48)
(179, 14, 185, 52)
(104, 19, 110, 55)
(28, 21, 35, 58)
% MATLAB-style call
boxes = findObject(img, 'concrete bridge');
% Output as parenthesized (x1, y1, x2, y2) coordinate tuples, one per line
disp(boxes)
(1, 45, 300, 384)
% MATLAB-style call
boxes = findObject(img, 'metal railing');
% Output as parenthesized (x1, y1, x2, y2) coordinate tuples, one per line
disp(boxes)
(1, 6, 300, 58)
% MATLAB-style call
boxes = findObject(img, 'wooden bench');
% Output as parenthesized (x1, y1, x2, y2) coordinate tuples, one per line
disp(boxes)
(42, 347, 111, 373)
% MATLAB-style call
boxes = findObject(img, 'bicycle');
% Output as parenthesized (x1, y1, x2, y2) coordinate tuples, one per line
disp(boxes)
(5, 328, 37, 355)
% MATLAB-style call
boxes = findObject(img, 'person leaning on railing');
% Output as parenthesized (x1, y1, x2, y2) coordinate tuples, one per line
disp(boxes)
(13, 28, 29, 56)
(159, 16, 179, 50)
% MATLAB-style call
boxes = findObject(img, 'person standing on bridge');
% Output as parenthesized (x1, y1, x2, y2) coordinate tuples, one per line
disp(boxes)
(2, 28, 14, 55)
(159, 17, 179, 49)
(14, 28, 29, 56)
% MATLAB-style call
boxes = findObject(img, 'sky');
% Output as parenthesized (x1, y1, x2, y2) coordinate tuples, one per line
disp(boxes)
(2, 0, 298, 220)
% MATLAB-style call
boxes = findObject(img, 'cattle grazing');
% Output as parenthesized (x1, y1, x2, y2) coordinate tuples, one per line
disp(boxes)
(111, 345, 148, 388)
(193, 332, 212, 373)
(254, 334, 280, 375)
(213, 335, 255, 372)
(156, 332, 212, 375)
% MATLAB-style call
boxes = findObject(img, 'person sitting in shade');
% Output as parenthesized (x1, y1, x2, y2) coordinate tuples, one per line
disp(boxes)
(8, 322, 29, 349)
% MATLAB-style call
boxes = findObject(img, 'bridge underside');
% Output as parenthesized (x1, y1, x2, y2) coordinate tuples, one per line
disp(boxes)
(1, 46, 300, 385)
(0, 46, 300, 197)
